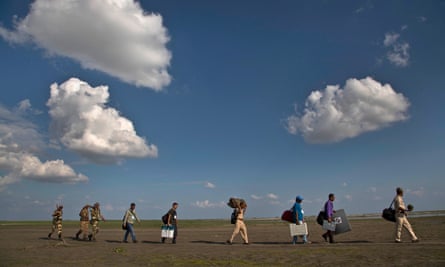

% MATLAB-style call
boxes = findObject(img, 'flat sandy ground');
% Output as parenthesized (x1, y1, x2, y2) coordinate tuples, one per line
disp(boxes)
(0, 215, 444, 266)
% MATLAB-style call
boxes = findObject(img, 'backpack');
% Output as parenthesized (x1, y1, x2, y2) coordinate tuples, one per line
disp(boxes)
(230, 209, 237, 224)
(316, 201, 329, 226)
(161, 213, 169, 224)
(316, 211, 325, 226)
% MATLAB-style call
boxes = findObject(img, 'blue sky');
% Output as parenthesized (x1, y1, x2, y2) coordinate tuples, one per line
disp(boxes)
(0, 0, 444, 220)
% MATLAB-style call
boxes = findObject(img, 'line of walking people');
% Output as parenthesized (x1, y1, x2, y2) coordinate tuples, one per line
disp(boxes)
(48, 187, 418, 245)
(48, 202, 178, 244)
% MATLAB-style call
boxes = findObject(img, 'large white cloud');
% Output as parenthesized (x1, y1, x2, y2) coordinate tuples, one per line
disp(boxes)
(0, 152, 88, 187)
(0, 0, 171, 90)
(285, 77, 410, 143)
(0, 103, 87, 189)
(47, 77, 157, 163)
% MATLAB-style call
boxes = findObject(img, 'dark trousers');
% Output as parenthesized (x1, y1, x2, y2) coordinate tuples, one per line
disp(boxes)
(323, 230, 334, 243)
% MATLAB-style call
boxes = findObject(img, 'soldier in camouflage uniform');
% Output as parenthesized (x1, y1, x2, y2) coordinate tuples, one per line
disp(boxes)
(88, 202, 105, 241)
(48, 205, 63, 240)
(75, 204, 92, 240)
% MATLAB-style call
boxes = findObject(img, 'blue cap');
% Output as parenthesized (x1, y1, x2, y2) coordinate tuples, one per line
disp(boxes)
(296, 195, 304, 201)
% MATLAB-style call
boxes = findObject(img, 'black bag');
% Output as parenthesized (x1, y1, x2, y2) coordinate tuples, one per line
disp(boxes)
(162, 213, 169, 224)
(230, 209, 237, 224)
(382, 200, 396, 222)
(122, 214, 127, 230)
(316, 211, 325, 226)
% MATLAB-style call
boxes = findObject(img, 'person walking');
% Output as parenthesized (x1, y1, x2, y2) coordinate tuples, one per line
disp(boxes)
(88, 202, 105, 241)
(75, 204, 92, 240)
(227, 201, 249, 245)
(48, 205, 63, 240)
(162, 202, 179, 244)
(292, 195, 310, 244)
(322, 193, 335, 243)
(123, 203, 141, 243)
(394, 187, 419, 243)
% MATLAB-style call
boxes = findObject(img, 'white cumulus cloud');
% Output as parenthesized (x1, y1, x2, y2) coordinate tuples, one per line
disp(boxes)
(0, 103, 87, 189)
(250, 194, 262, 200)
(0, 152, 88, 186)
(285, 77, 410, 143)
(0, 0, 171, 90)
(47, 77, 157, 163)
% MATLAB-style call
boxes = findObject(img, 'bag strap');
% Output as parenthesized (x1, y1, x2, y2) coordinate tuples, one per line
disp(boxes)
(389, 199, 395, 208)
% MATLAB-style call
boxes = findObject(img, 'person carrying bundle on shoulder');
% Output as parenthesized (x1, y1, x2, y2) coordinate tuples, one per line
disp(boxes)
(227, 200, 249, 245)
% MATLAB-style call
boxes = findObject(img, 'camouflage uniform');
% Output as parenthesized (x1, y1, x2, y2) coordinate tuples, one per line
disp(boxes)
(75, 205, 91, 240)
(88, 203, 104, 241)
(48, 206, 63, 240)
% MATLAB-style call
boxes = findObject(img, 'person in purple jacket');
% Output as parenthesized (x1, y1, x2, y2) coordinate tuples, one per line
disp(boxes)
(322, 193, 336, 243)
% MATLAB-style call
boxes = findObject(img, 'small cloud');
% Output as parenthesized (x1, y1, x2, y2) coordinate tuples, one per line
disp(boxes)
(342, 182, 348, 187)
(417, 16, 427, 23)
(368, 187, 377, 193)
(387, 43, 410, 67)
(354, 7, 365, 14)
(32, 200, 45, 206)
(372, 195, 383, 201)
(284, 77, 410, 143)
(383, 32, 410, 67)
(407, 187, 425, 197)
(383, 33, 400, 47)
(17, 99, 31, 112)
(353, 2, 373, 14)
(103, 204, 114, 212)
(204, 182, 216, 189)
(267, 193, 278, 200)
(15, 100, 42, 115)
(345, 194, 353, 201)
(250, 194, 262, 200)
(192, 200, 225, 209)
(401, 25, 408, 31)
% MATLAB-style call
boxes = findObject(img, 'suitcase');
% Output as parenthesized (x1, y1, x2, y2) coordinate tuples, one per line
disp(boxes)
(289, 223, 308, 236)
